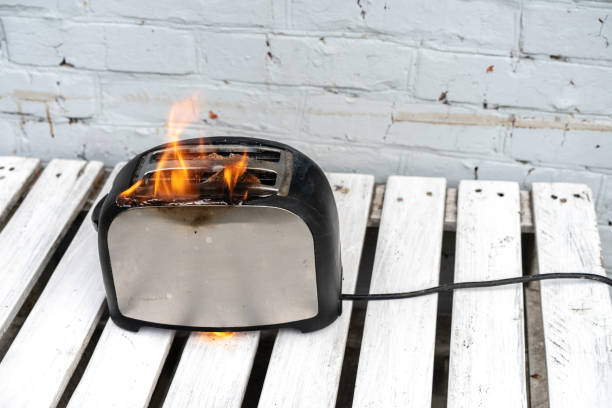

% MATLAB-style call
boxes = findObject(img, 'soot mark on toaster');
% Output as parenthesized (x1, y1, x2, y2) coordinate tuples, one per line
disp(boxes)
(190, 214, 212, 227)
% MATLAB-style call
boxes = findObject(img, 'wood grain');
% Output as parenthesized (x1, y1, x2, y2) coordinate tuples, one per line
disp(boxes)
(0, 164, 123, 408)
(447, 180, 527, 408)
(257, 173, 374, 407)
(532, 183, 612, 407)
(0, 159, 103, 338)
(353, 176, 446, 407)
(0, 156, 40, 226)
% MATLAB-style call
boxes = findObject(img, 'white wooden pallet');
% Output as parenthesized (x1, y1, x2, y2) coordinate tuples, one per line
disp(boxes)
(0, 157, 609, 408)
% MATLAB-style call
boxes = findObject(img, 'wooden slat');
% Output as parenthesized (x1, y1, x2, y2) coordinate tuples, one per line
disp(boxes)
(257, 173, 374, 407)
(0, 156, 40, 225)
(0, 164, 123, 408)
(163, 332, 259, 408)
(0, 159, 103, 338)
(447, 180, 527, 407)
(353, 176, 446, 407)
(532, 183, 612, 407)
(67, 325, 174, 408)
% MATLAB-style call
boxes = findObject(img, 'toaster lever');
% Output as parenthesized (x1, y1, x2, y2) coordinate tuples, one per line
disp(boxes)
(91, 194, 107, 232)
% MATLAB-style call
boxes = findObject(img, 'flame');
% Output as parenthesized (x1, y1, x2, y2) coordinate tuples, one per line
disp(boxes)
(119, 179, 143, 198)
(152, 95, 201, 200)
(119, 94, 257, 204)
(223, 152, 248, 200)
(209, 332, 235, 338)
(194, 331, 236, 342)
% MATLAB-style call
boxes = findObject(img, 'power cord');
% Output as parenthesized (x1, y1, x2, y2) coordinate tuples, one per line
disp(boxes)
(341, 272, 612, 301)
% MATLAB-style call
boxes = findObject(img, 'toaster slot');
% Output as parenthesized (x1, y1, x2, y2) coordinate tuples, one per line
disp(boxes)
(117, 142, 292, 207)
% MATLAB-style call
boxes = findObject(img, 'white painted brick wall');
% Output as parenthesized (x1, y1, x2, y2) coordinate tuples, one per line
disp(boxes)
(523, 2, 612, 60)
(0, 0, 612, 270)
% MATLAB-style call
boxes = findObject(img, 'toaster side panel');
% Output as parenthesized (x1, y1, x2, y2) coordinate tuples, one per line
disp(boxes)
(107, 206, 318, 328)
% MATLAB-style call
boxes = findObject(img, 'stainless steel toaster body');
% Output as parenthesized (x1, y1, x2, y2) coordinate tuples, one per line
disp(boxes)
(93, 137, 342, 333)
(108, 206, 318, 327)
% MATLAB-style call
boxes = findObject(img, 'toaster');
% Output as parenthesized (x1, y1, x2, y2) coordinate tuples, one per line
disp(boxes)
(92, 137, 342, 333)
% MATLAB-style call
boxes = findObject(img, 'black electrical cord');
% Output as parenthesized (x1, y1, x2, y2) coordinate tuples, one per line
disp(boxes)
(341, 272, 612, 301)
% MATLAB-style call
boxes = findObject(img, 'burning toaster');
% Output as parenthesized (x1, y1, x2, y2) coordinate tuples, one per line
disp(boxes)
(92, 137, 342, 333)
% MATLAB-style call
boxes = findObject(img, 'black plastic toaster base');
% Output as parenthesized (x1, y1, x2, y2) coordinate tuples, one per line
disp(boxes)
(93, 137, 343, 333)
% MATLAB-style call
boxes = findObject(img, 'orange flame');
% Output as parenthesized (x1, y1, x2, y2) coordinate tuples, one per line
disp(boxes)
(209, 332, 235, 338)
(152, 95, 201, 200)
(223, 152, 248, 200)
(119, 95, 256, 204)
(119, 179, 143, 198)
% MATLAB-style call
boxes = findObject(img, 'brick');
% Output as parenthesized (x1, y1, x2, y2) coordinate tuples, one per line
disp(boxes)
(290, 2, 359, 31)
(300, 92, 393, 143)
(522, 4, 612, 60)
(3, 18, 196, 74)
(201, 34, 413, 90)
(292, 0, 519, 53)
(399, 151, 477, 187)
(387, 103, 508, 155)
(92, 0, 273, 27)
(2, 18, 107, 69)
(474, 159, 529, 184)
(414, 49, 612, 115)
(100, 80, 303, 134)
(0, 70, 96, 118)
(198, 33, 268, 83)
(509, 126, 612, 168)
(268, 36, 412, 89)
(105, 25, 197, 74)
(2, 18, 65, 66)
